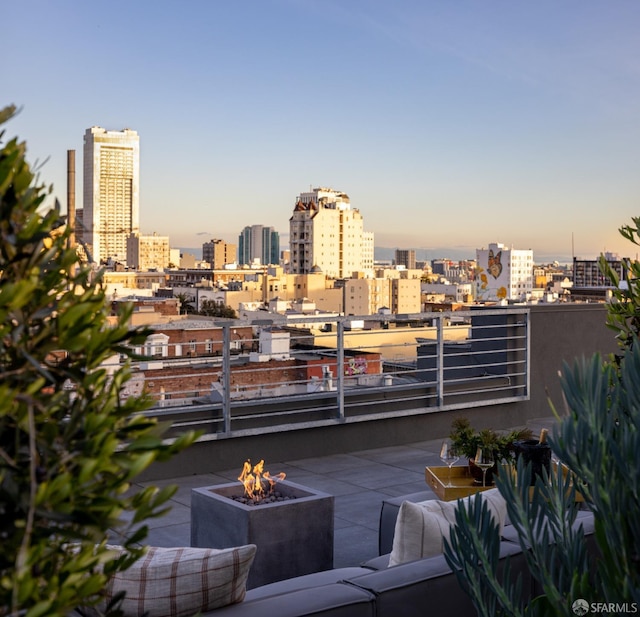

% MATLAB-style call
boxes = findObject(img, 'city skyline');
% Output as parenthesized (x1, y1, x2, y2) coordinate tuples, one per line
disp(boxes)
(4, 1, 640, 263)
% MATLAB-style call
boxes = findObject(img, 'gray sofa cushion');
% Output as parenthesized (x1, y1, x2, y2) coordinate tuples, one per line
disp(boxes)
(347, 541, 528, 617)
(244, 567, 373, 601)
(208, 582, 375, 617)
(500, 509, 595, 546)
(361, 553, 390, 570)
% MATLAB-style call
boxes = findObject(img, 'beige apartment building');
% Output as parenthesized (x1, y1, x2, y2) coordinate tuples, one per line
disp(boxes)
(390, 278, 421, 313)
(126, 232, 170, 271)
(102, 271, 168, 298)
(343, 277, 421, 315)
(165, 264, 423, 317)
(289, 187, 374, 279)
(202, 239, 237, 269)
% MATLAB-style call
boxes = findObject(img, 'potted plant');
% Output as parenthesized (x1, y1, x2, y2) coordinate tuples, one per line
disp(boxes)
(449, 417, 532, 484)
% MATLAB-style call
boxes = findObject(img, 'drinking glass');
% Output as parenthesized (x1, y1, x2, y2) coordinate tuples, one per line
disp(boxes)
(440, 441, 460, 487)
(551, 451, 561, 479)
(475, 447, 494, 487)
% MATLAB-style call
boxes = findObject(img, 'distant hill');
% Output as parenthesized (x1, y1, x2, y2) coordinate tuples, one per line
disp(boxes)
(177, 246, 571, 266)
(374, 246, 475, 263)
(177, 247, 203, 260)
(374, 247, 573, 266)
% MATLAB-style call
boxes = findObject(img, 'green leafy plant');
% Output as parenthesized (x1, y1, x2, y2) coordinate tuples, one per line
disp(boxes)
(449, 417, 532, 462)
(199, 298, 238, 318)
(598, 217, 640, 353)
(444, 219, 640, 616)
(0, 105, 197, 616)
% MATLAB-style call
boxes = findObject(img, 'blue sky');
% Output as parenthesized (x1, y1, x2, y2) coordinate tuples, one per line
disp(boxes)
(4, 0, 640, 263)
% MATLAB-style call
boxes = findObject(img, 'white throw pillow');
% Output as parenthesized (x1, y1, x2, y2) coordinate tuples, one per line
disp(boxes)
(85, 544, 257, 617)
(388, 488, 506, 567)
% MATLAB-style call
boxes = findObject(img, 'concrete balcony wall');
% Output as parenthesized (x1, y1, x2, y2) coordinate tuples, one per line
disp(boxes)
(142, 304, 617, 481)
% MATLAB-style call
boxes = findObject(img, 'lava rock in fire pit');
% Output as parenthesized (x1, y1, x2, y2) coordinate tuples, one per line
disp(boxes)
(231, 491, 297, 506)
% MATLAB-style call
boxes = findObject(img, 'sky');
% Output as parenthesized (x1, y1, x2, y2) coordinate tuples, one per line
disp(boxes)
(3, 0, 640, 263)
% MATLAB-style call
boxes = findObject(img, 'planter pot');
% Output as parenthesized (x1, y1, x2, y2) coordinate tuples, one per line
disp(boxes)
(514, 439, 551, 485)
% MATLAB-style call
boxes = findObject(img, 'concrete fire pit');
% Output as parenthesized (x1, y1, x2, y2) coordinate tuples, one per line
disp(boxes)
(191, 479, 334, 589)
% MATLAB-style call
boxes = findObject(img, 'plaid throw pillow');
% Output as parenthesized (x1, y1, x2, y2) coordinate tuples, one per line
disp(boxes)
(88, 544, 256, 617)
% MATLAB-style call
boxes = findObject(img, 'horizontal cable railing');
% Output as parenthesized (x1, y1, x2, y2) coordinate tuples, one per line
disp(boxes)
(130, 308, 530, 438)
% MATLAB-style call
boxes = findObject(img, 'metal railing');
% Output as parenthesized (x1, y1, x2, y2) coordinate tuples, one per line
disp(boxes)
(135, 307, 530, 438)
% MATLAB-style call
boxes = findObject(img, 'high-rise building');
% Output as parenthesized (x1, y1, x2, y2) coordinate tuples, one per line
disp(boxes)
(395, 249, 416, 270)
(83, 127, 140, 265)
(202, 239, 237, 269)
(476, 242, 533, 301)
(238, 225, 280, 266)
(289, 187, 373, 279)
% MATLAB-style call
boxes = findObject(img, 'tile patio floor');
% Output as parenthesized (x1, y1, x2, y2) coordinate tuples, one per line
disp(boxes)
(126, 417, 555, 568)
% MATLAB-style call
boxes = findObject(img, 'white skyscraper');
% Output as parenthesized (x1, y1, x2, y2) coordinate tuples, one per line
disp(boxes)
(476, 242, 534, 301)
(83, 127, 140, 265)
(289, 187, 373, 279)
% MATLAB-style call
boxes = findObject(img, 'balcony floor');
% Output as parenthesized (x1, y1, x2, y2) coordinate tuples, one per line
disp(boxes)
(122, 416, 555, 568)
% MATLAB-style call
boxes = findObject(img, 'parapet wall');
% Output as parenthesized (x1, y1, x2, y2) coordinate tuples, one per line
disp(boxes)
(142, 304, 617, 480)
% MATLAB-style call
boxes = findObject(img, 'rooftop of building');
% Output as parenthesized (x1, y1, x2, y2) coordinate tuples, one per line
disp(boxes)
(132, 416, 555, 569)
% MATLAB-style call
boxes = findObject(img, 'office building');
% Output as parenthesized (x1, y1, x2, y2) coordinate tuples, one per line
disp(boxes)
(290, 187, 374, 279)
(476, 242, 533, 301)
(238, 225, 280, 266)
(395, 249, 416, 270)
(202, 239, 236, 269)
(83, 127, 140, 265)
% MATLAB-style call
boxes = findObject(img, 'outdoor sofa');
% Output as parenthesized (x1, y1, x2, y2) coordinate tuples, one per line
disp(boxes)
(76, 490, 596, 617)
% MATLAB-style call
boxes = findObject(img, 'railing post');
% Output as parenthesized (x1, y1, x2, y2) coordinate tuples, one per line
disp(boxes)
(222, 324, 232, 434)
(525, 311, 531, 397)
(337, 320, 345, 421)
(437, 315, 444, 407)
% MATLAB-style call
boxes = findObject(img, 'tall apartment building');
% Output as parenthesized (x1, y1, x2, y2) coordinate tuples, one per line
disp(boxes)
(83, 127, 140, 265)
(202, 239, 237, 269)
(289, 187, 374, 279)
(238, 225, 280, 266)
(395, 249, 416, 270)
(476, 242, 533, 301)
(126, 232, 170, 271)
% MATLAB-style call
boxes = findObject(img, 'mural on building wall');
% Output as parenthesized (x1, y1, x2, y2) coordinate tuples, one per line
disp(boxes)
(345, 357, 367, 376)
(477, 248, 508, 301)
(487, 249, 502, 278)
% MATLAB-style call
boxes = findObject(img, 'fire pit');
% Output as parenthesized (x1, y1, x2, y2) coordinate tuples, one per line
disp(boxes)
(191, 460, 334, 589)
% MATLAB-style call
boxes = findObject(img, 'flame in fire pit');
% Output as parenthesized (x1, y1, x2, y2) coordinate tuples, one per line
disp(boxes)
(238, 459, 286, 501)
